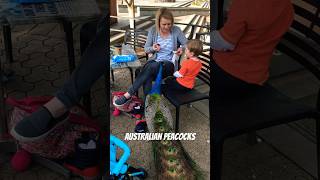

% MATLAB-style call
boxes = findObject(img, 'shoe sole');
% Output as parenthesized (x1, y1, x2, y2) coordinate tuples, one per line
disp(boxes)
(10, 115, 69, 142)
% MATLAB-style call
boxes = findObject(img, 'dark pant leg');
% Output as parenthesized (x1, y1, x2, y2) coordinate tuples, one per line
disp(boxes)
(80, 21, 98, 55)
(142, 61, 174, 96)
(213, 62, 262, 105)
(55, 20, 107, 108)
(143, 78, 153, 96)
(128, 60, 160, 96)
(165, 77, 191, 92)
(161, 61, 174, 78)
(80, 14, 106, 54)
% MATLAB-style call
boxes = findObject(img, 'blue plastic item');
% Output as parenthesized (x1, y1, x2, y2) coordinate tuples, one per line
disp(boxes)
(112, 55, 137, 63)
(110, 135, 147, 179)
(149, 64, 162, 95)
(16, 0, 50, 3)
(110, 135, 130, 176)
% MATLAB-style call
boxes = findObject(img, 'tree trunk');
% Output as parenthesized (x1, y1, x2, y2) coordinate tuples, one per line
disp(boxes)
(127, 2, 135, 29)
(109, 0, 118, 24)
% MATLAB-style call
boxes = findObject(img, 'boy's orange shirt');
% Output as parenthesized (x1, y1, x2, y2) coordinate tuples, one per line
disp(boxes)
(176, 58, 202, 89)
(214, 0, 294, 85)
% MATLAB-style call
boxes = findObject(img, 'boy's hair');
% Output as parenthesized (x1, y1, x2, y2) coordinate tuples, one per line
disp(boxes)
(155, 8, 174, 33)
(187, 39, 203, 56)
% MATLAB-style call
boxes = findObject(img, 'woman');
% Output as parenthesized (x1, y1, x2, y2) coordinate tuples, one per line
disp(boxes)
(114, 7, 188, 106)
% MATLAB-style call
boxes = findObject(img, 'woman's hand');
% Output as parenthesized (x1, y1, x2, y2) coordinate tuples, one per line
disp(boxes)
(176, 47, 183, 55)
(148, 53, 154, 58)
(153, 43, 160, 52)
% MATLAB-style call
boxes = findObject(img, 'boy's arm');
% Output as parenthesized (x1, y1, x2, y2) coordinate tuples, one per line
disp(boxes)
(174, 61, 188, 77)
(212, 31, 235, 51)
(173, 71, 183, 78)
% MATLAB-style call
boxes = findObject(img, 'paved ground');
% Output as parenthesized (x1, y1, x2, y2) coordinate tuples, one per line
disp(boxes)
(0, 1, 317, 180)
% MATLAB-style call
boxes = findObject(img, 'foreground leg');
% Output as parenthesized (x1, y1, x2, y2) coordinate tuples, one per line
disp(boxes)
(11, 21, 107, 142)
(114, 61, 160, 106)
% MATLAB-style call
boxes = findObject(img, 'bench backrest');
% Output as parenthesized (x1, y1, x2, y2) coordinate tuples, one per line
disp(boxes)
(197, 53, 211, 86)
(276, 0, 320, 80)
(276, 0, 320, 109)
(124, 28, 148, 50)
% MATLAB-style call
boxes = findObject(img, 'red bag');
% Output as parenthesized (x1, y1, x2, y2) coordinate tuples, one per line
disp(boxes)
(6, 96, 101, 159)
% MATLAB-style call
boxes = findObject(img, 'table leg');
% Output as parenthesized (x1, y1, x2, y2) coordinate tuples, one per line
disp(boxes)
(3, 24, 13, 63)
(0, 61, 7, 137)
(83, 91, 92, 116)
(62, 20, 76, 74)
(0, 54, 14, 150)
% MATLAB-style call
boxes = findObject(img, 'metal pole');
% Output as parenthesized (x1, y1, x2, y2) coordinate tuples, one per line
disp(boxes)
(0, 53, 8, 140)
(62, 19, 76, 74)
(3, 23, 13, 63)
(210, 0, 224, 178)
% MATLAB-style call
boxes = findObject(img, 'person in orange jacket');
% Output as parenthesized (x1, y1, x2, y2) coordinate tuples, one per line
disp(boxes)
(211, 0, 294, 103)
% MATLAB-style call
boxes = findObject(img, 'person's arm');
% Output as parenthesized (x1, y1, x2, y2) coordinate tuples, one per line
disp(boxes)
(144, 27, 155, 54)
(211, 0, 247, 51)
(174, 26, 188, 55)
(173, 71, 183, 78)
(174, 61, 188, 78)
(212, 31, 235, 51)
(176, 27, 188, 48)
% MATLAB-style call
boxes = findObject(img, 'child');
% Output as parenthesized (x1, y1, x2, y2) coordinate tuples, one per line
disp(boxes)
(165, 39, 203, 92)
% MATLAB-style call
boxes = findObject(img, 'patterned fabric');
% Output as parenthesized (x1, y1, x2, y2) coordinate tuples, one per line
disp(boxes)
(7, 97, 99, 159)
(156, 34, 174, 62)
(112, 92, 143, 112)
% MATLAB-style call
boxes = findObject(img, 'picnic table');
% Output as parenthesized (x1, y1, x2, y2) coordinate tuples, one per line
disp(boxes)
(0, 0, 101, 71)
(110, 46, 143, 85)
(111, 60, 142, 69)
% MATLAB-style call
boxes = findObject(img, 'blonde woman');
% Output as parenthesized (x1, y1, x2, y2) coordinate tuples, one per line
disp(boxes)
(115, 7, 187, 106)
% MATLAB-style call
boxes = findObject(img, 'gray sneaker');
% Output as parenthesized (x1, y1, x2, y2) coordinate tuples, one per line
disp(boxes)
(10, 106, 69, 142)
(114, 96, 131, 106)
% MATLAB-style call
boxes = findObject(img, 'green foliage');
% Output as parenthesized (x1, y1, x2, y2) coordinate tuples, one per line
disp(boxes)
(168, 167, 176, 173)
(149, 94, 161, 104)
(169, 157, 177, 163)
(154, 110, 164, 124)
(168, 146, 176, 153)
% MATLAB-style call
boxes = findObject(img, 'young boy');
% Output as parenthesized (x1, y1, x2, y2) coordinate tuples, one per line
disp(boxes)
(165, 39, 203, 92)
